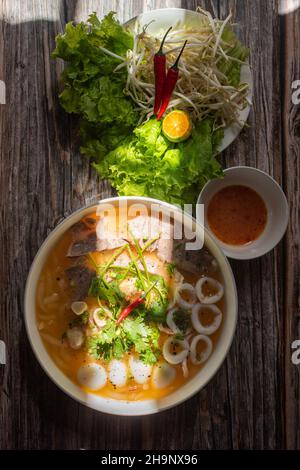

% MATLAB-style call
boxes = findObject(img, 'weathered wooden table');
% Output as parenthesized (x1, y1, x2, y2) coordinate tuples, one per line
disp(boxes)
(0, 0, 299, 450)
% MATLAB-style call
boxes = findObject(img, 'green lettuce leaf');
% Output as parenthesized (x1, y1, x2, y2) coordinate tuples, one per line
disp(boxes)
(52, 12, 138, 156)
(53, 12, 227, 205)
(93, 117, 223, 205)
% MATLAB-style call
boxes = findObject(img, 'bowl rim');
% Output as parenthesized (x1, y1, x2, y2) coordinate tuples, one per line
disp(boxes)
(24, 196, 238, 416)
(197, 166, 289, 260)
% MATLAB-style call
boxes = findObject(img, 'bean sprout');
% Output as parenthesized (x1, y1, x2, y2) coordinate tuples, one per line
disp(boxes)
(122, 9, 249, 127)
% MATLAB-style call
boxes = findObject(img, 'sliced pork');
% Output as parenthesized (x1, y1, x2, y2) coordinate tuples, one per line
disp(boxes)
(67, 232, 98, 257)
(112, 251, 159, 275)
(68, 218, 126, 257)
(127, 215, 174, 263)
(67, 214, 174, 262)
(65, 264, 96, 301)
(173, 239, 218, 275)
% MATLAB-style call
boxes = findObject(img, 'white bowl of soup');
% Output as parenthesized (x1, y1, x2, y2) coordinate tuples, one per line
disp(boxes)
(24, 197, 237, 416)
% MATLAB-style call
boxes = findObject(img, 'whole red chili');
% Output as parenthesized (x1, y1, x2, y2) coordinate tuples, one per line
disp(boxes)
(153, 26, 172, 115)
(157, 40, 187, 121)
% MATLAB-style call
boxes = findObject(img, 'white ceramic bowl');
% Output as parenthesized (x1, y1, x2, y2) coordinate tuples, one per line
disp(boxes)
(24, 197, 237, 416)
(125, 8, 252, 153)
(198, 167, 289, 259)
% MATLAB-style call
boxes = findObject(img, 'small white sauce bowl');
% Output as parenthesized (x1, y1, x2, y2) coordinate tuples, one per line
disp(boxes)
(197, 167, 289, 260)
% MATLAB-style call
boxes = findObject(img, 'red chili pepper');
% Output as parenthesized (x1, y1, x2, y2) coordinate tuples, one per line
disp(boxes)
(116, 281, 158, 325)
(157, 40, 187, 121)
(116, 295, 145, 325)
(153, 26, 172, 115)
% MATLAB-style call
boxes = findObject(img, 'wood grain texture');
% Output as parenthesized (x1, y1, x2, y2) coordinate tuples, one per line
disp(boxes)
(282, 5, 300, 450)
(0, 0, 298, 450)
(219, 0, 285, 450)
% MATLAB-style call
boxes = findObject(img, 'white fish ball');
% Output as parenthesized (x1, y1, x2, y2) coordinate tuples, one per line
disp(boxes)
(152, 362, 176, 389)
(129, 356, 152, 385)
(108, 360, 127, 387)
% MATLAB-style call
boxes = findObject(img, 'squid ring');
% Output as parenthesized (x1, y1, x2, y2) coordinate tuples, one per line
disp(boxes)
(175, 283, 197, 310)
(190, 334, 213, 365)
(195, 277, 224, 304)
(191, 303, 222, 335)
(166, 308, 192, 335)
(163, 336, 189, 365)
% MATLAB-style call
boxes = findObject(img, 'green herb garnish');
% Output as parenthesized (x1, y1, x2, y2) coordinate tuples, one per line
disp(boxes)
(87, 316, 160, 365)
(69, 311, 89, 328)
(88, 277, 124, 306)
(173, 309, 191, 334)
(166, 262, 176, 276)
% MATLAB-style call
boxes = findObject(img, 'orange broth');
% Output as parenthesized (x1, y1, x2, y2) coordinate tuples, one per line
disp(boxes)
(36, 210, 224, 401)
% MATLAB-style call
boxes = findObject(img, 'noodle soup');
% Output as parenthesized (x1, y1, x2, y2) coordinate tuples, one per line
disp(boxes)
(36, 207, 225, 401)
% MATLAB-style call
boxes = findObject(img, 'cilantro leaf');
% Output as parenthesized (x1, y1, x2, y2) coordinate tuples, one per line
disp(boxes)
(86, 316, 161, 365)
(88, 277, 124, 306)
(166, 263, 176, 276)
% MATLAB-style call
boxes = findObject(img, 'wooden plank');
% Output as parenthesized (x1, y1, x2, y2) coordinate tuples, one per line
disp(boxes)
(0, 0, 83, 449)
(217, 0, 285, 449)
(0, 0, 292, 450)
(182, 0, 285, 449)
(282, 5, 300, 450)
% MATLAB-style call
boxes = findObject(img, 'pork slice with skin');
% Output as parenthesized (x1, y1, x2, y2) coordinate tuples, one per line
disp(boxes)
(70, 217, 97, 240)
(95, 217, 128, 252)
(67, 232, 98, 257)
(68, 219, 97, 257)
(127, 215, 174, 263)
(67, 215, 174, 261)
(113, 252, 160, 275)
(173, 238, 218, 275)
(67, 217, 127, 257)
(65, 264, 96, 301)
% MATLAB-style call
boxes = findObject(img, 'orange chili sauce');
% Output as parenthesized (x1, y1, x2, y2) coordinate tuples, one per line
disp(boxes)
(207, 185, 267, 245)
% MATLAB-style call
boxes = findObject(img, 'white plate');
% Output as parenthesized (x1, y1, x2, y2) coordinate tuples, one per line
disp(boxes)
(24, 197, 238, 416)
(125, 8, 252, 153)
